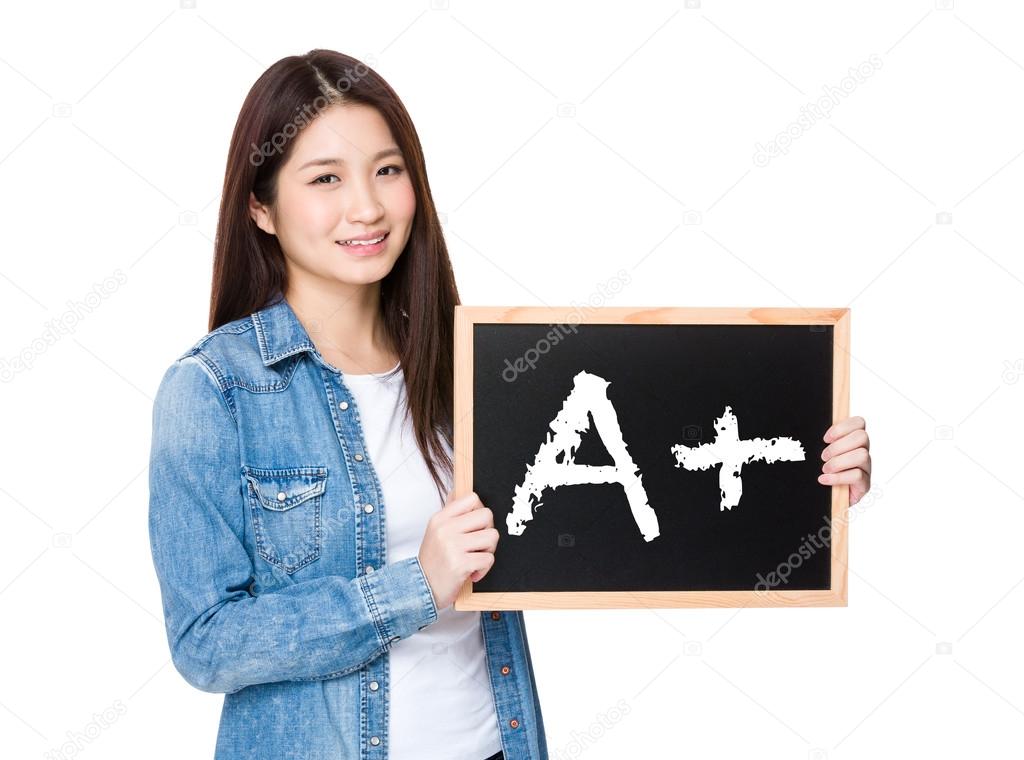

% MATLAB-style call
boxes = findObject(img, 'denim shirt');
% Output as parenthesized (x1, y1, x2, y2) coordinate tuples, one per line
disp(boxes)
(147, 294, 549, 760)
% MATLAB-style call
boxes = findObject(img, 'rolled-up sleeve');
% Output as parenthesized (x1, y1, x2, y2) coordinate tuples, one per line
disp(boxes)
(148, 355, 438, 694)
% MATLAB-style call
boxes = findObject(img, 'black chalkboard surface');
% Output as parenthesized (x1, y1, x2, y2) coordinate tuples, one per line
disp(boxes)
(453, 307, 850, 610)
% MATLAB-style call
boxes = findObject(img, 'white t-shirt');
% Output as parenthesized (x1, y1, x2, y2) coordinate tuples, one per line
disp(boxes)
(342, 361, 502, 760)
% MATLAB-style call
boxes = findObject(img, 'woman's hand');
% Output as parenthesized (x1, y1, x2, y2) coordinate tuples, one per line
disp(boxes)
(819, 416, 872, 506)
(417, 491, 500, 610)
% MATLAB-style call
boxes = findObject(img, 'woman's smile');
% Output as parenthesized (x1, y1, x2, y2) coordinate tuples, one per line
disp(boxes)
(335, 230, 390, 256)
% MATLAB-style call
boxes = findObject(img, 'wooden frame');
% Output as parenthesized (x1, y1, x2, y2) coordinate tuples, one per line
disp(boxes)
(453, 306, 850, 610)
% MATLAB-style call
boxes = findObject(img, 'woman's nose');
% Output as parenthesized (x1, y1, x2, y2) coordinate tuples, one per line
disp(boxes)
(345, 179, 384, 222)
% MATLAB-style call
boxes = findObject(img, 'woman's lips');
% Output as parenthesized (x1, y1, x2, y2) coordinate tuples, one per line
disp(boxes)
(336, 231, 389, 256)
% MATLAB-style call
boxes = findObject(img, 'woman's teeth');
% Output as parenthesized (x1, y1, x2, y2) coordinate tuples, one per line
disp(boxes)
(338, 234, 386, 246)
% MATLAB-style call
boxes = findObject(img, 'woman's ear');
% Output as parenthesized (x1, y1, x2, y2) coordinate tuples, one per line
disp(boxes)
(248, 191, 275, 236)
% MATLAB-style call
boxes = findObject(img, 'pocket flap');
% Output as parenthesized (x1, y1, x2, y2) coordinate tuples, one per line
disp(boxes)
(243, 466, 328, 511)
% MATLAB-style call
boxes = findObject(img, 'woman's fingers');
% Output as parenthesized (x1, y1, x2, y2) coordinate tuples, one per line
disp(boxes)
(462, 527, 500, 553)
(818, 466, 870, 509)
(453, 504, 494, 532)
(469, 552, 496, 583)
(822, 446, 871, 476)
(817, 467, 869, 487)
(821, 428, 869, 461)
(824, 415, 865, 443)
(444, 491, 484, 517)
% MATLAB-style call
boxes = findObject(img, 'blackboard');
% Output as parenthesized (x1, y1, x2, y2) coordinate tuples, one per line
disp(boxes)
(453, 307, 849, 610)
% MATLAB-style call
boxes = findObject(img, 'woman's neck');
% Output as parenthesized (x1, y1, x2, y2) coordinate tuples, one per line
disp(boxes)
(284, 281, 398, 374)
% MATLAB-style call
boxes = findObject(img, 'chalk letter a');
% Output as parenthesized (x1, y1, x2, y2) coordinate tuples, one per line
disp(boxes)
(507, 370, 660, 542)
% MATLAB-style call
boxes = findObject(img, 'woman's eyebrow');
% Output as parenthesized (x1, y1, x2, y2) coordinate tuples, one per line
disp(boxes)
(297, 147, 402, 171)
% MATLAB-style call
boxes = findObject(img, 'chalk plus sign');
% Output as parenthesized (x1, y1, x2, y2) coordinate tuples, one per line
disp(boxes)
(670, 406, 805, 511)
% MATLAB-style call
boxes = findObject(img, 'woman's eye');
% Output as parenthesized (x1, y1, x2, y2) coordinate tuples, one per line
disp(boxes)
(312, 166, 401, 185)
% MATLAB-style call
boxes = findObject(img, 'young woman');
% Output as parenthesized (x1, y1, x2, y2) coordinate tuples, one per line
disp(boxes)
(148, 49, 871, 760)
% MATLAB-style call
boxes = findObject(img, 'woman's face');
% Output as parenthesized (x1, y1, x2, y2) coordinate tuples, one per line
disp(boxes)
(250, 103, 416, 294)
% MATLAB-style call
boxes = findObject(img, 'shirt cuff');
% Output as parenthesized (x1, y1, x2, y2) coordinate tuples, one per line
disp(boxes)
(358, 555, 439, 648)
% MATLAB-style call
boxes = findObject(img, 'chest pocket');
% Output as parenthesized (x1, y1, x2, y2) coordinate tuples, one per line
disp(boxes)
(243, 465, 327, 574)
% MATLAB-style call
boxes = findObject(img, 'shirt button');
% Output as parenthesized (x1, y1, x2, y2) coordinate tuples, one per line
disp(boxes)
(364, 504, 374, 514)
(276, 492, 287, 501)
(354, 453, 364, 462)
(501, 665, 510, 675)
(491, 611, 501, 620)
(509, 719, 520, 729)
(370, 736, 380, 746)
(339, 400, 349, 410)
(369, 680, 379, 691)
(365, 565, 375, 573)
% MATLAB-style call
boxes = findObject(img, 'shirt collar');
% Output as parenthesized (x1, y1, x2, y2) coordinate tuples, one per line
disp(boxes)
(252, 293, 318, 367)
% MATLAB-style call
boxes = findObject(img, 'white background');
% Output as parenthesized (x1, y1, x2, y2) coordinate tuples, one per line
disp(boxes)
(1, 1, 1022, 758)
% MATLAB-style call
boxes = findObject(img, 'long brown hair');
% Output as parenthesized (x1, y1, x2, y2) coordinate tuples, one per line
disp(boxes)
(209, 49, 459, 497)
